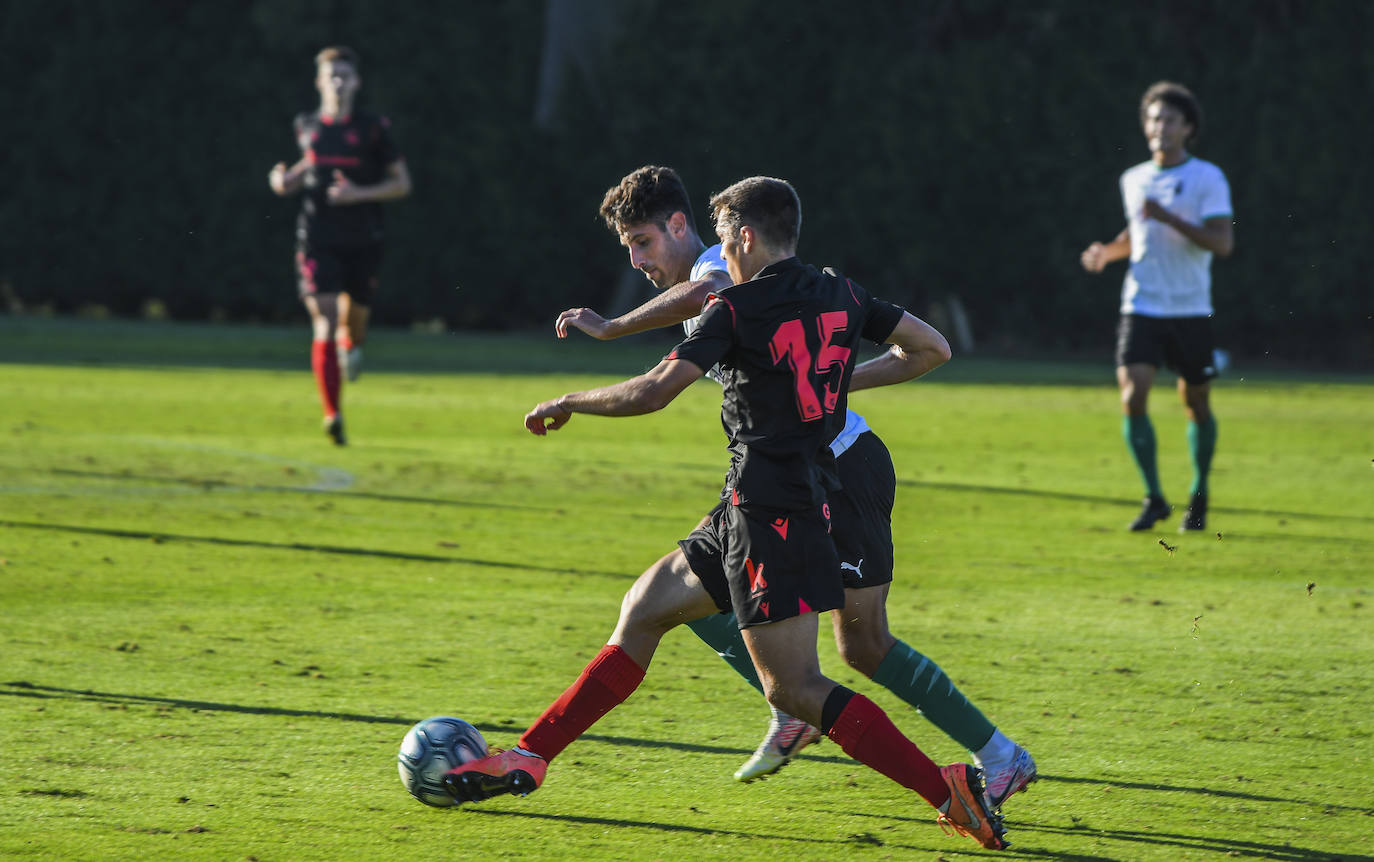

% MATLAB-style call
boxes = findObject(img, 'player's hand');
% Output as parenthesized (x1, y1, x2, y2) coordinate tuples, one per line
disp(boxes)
(1080, 241, 1108, 273)
(1142, 198, 1172, 224)
(326, 169, 360, 204)
(268, 162, 291, 195)
(554, 308, 611, 339)
(525, 399, 572, 435)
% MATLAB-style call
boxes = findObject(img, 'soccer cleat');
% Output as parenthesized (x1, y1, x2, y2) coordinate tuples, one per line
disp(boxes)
(733, 713, 822, 782)
(338, 345, 364, 382)
(1179, 493, 1208, 532)
(323, 414, 347, 446)
(980, 744, 1038, 812)
(1128, 496, 1171, 531)
(937, 762, 1008, 850)
(444, 748, 547, 803)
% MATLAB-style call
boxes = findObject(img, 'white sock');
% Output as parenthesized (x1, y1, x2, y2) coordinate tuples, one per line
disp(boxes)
(973, 729, 1016, 770)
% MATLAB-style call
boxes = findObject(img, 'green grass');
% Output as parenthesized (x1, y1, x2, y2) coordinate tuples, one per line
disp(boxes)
(1, 317, 1370, 861)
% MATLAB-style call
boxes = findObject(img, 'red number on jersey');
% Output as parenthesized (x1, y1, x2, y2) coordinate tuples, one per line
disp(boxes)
(769, 311, 851, 422)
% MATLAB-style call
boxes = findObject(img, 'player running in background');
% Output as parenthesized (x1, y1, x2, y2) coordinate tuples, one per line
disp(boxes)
(1081, 81, 1234, 531)
(555, 166, 1034, 809)
(268, 46, 411, 445)
(446, 177, 1010, 850)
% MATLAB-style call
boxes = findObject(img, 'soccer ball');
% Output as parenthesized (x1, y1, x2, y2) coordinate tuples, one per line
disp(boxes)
(397, 716, 488, 807)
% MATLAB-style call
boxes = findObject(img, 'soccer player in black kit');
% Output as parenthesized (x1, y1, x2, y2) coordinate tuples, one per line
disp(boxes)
(268, 46, 411, 445)
(444, 177, 1008, 850)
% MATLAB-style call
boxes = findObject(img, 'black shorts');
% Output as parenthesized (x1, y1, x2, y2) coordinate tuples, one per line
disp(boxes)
(679, 502, 845, 629)
(1115, 314, 1217, 385)
(830, 431, 896, 589)
(296, 241, 382, 305)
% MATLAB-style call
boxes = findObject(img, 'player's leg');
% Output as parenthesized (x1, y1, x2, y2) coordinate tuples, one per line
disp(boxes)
(301, 288, 345, 446)
(834, 584, 1035, 810)
(1117, 315, 1171, 529)
(681, 506, 819, 780)
(831, 431, 1035, 809)
(742, 615, 1005, 849)
(1178, 376, 1215, 530)
(1172, 317, 1217, 531)
(335, 249, 378, 382)
(445, 548, 719, 802)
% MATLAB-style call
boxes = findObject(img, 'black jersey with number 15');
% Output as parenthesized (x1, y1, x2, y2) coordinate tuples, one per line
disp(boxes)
(668, 257, 905, 511)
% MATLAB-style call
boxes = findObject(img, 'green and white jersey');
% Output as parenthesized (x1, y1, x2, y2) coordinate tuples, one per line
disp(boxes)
(1119, 156, 1232, 317)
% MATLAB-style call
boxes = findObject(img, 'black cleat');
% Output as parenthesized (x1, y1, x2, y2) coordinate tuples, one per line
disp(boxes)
(323, 415, 347, 446)
(1128, 496, 1171, 531)
(1179, 493, 1208, 531)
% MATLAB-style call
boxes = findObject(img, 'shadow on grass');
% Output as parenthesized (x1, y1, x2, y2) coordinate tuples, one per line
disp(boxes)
(1010, 820, 1373, 862)
(0, 681, 846, 763)
(0, 519, 634, 579)
(40, 467, 680, 523)
(897, 479, 1374, 526)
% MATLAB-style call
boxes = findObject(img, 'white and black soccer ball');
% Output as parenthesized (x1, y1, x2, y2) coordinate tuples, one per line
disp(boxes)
(397, 716, 488, 807)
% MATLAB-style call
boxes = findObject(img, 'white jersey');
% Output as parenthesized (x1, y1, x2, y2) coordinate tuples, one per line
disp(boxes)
(684, 244, 869, 457)
(1119, 156, 1232, 318)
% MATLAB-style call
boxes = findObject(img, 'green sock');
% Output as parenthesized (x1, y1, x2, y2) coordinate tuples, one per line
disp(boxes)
(686, 613, 763, 695)
(1123, 414, 1163, 498)
(871, 640, 996, 753)
(1187, 415, 1217, 496)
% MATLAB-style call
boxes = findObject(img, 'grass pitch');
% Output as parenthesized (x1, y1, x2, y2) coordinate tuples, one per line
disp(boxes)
(1, 318, 1371, 861)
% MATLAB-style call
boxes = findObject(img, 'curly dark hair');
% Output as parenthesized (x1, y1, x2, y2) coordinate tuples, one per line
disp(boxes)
(599, 166, 695, 234)
(1140, 80, 1202, 143)
(708, 176, 801, 252)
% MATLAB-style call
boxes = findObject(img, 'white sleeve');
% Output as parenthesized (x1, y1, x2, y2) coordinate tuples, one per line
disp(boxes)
(1199, 165, 1233, 221)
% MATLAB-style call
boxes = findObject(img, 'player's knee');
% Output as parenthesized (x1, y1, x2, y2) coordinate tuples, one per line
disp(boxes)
(836, 634, 886, 678)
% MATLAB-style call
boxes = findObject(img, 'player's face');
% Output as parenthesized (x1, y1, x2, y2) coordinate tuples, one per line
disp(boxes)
(619, 222, 691, 289)
(316, 60, 360, 107)
(1143, 100, 1191, 159)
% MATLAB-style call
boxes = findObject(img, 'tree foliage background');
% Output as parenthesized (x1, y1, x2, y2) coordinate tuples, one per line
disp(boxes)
(2, 0, 1369, 364)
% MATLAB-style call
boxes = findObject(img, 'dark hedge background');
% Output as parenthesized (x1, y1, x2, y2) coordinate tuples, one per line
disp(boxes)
(2, 0, 1369, 365)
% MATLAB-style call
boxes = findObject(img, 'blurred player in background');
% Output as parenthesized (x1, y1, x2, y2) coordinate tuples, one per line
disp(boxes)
(1081, 81, 1233, 532)
(553, 166, 1034, 812)
(268, 46, 411, 445)
(448, 176, 1008, 850)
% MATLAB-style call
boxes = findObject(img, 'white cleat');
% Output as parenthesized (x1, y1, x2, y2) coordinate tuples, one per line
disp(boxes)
(978, 744, 1037, 812)
(733, 713, 822, 782)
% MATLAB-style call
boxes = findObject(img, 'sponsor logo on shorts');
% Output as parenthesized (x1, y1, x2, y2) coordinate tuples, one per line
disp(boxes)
(770, 517, 789, 540)
(745, 557, 768, 595)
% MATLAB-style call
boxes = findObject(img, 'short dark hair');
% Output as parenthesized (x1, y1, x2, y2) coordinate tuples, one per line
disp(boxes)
(600, 166, 695, 234)
(315, 45, 359, 71)
(709, 176, 801, 252)
(1140, 80, 1202, 143)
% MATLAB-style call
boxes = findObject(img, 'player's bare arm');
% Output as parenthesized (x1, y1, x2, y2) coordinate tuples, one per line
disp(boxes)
(555, 271, 730, 340)
(524, 357, 705, 435)
(268, 158, 309, 196)
(1080, 228, 1131, 273)
(1141, 204, 1234, 258)
(849, 312, 952, 392)
(327, 159, 413, 205)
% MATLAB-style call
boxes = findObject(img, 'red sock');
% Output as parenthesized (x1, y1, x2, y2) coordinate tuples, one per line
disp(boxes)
(337, 335, 354, 352)
(518, 645, 645, 762)
(826, 692, 950, 809)
(311, 339, 341, 417)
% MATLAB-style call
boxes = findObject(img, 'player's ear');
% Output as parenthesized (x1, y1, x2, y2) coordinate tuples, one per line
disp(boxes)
(667, 210, 687, 239)
(738, 225, 756, 253)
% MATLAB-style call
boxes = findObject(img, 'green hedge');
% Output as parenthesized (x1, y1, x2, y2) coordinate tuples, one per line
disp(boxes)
(2, 0, 1368, 364)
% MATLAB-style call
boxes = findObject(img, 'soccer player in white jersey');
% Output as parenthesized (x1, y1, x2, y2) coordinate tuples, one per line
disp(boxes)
(1081, 82, 1234, 532)
(555, 166, 1035, 812)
